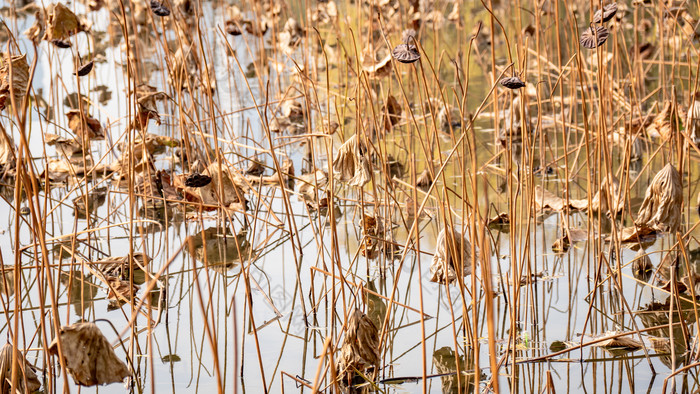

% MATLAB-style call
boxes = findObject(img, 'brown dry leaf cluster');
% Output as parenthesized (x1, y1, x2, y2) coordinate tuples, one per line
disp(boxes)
(48, 322, 130, 386)
(0, 343, 41, 393)
(335, 309, 380, 383)
(429, 227, 477, 284)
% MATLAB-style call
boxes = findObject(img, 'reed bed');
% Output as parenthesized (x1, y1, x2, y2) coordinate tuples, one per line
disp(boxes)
(0, 0, 699, 392)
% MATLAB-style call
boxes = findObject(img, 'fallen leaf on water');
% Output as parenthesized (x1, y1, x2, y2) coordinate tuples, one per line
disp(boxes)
(593, 331, 643, 353)
(49, 322, 130, 386)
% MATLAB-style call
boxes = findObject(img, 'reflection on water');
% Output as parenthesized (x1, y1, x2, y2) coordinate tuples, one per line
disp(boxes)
(184, 227, 250, 274)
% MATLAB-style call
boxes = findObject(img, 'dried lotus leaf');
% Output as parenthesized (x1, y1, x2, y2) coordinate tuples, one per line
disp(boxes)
(635, 163, 682, 232)
(48, 322, 130, 386)
(0, 343, 41, 393)
(429, 227, 477, 283)
(46, 3, 83, 41)
(336, 309, 380, 381)
(0, 53, 30, 113)
(332, 135, 371, 187)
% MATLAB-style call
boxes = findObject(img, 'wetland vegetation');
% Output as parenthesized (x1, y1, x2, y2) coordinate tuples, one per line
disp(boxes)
(1, 0, 700, 392)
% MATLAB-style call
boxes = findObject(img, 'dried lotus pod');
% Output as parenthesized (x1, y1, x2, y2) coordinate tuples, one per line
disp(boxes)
(592, 3, 618, 24)
(75, 60, 94, 77)
(500, 76, 526, 90)
(150, 0, 170, 16)
(429, 227, 477, 284)
(48, 322, 130, 386)
(391, 43, 420, 63)
(580, 25, 609, 49)
(335, 309, 380, 382)
(635, 163, 682, 233)
(184, 172, 212, 188)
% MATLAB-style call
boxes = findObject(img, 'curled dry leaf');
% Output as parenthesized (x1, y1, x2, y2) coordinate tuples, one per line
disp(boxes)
(0, 343, 41, 393)
(24, 11, 46, 44)
(416, 168, 433, 190)
(580, 25, 609, 49)
(361, 51, 392, 78)
(635, 163, 682, 232)
(0, 130, 16, 173)
(66, 110, 104, 140)
(336, 309, 380, 382)
(430, 227, 477, 284)
(686, 93, 700, 143)
(382, 94, 402, 131)
(333, 134, 372, 187)
(49, 322, 130, 386)
(0, 53, 30, 113)
(46, 3, 83, 42)
(646, 101, 681, 139)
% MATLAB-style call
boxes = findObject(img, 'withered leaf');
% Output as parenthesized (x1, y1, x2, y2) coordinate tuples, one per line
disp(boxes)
(0, 343, 41, 393)
(48, 322, 130, 386)
(336, 309, 380, 381)
(430, 227, 477, 283)
(46, 3, 83, 42)
(635, 163, 682, 232)
(0, 53, 30, 113)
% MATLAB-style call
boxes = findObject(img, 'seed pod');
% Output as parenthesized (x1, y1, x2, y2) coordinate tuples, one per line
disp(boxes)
(391, 43, 420, 63)
(500, 76, 526, 90)
(225, 20, 242, 36)
(580, 25, 609, 49)
(593, 3, 618, 24)
(184, 173, 212, 188)
(150, 0, 171, 16)
(51, 39, 71, 48)
(75, 60, 94, 77)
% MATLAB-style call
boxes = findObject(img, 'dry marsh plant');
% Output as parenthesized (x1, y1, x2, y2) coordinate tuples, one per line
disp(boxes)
(1, 0, 700, 392)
